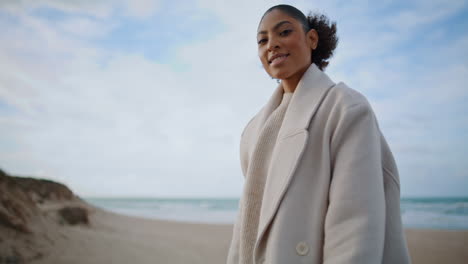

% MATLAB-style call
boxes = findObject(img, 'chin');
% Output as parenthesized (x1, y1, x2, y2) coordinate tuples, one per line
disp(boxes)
(269, 70, 291, 80)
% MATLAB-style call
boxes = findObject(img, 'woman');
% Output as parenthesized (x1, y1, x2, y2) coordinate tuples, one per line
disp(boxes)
(226, 4, 411, 264)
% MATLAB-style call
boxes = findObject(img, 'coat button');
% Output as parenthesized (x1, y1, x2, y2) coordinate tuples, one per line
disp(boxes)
(296, 241, 309, 256)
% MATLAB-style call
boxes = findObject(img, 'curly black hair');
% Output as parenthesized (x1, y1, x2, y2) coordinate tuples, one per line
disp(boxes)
(261, 5, 339, 71)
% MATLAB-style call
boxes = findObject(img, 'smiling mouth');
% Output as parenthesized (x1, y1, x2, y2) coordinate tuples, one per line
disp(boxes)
(268, 54, 290, 64)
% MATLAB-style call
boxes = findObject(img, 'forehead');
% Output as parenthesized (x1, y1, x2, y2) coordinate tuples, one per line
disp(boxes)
(257, 9, 299, 32)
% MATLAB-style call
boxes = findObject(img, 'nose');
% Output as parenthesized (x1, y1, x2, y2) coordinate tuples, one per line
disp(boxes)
(267, 36, 280, 51)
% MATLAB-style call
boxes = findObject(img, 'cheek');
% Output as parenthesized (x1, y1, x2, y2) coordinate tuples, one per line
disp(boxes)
(258, 47, 265, 58)
(258, 49, 269, 66)
(286, 37, 310, 60)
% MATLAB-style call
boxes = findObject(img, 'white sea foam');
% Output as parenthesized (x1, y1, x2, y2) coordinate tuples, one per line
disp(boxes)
(85, 197, 468, 229)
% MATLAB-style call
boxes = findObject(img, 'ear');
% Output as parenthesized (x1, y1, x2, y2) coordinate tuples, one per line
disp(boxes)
(306, 29, 319, 50)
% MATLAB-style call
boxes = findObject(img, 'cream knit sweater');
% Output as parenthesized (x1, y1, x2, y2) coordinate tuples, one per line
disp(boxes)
(237, 91, 293, 264)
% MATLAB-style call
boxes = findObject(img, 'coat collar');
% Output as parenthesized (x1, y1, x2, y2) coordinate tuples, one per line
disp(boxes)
(252, 63, 336, 257)
(256, 63, 336, 140)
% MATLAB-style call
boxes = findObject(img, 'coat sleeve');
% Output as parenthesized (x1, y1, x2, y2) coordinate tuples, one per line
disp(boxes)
(323, 102, 385, 264)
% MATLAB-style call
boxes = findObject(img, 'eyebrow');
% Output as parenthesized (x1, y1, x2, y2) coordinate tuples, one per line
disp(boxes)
(257, 20, 292, 35)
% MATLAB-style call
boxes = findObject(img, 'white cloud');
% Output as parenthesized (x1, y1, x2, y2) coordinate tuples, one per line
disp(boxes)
(0, 0, 113, 18)
(58, 17, 117, 38)
(0, 0, 161, 19)
(0, 2, 247, 196)
(384, 0, 466, 31)
(125, 0, 160, 18)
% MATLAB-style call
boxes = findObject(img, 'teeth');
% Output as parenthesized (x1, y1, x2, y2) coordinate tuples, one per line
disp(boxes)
(270, 55, 287, 63)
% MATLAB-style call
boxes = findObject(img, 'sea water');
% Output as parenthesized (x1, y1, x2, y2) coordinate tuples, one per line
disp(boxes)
(85, 197, 468, 229)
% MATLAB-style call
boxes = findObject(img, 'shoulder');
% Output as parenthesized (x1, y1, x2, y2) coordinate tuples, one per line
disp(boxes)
(326, 82, 373, 111)
(320, 82, 380, 142)
(317, 81, 379, 131)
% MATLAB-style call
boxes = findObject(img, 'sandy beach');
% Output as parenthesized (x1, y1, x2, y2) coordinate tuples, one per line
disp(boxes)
(405, 229, 468, 264)
(32, 205, 234, 264)
(1, 171, 467, 263)
(3, 203, 467, 264)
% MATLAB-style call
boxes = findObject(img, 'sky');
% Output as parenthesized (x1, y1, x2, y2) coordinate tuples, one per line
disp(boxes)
(0, 0, 467, 198)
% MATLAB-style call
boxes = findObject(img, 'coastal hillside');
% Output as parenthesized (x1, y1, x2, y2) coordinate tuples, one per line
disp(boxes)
(0, 169, 91, 263)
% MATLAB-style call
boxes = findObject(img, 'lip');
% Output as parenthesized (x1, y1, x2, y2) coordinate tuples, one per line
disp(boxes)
(268, 53, 290, 64)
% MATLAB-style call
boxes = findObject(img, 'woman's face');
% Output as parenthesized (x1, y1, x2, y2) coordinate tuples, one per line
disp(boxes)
(257, 9, 317, 80)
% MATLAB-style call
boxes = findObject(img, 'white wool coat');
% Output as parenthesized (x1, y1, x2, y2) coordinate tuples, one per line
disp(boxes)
(227, 63, 411, 264)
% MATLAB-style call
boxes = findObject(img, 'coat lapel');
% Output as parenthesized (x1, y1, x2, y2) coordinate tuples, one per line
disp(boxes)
(252, 63, 336, 255)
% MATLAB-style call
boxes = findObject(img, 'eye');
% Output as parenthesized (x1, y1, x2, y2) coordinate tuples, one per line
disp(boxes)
(280, 29, 292, 36)
(257, 38, 267, 45)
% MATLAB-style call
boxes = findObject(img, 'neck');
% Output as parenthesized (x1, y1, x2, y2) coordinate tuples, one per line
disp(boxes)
(281, 77, 300, 93)
(281, 64, 310, 93)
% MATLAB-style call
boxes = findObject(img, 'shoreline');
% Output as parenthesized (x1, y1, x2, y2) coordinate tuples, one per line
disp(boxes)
(84, 196, 468, 230)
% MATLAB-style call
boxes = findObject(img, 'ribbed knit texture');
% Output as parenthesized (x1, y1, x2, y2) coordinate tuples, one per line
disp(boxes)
(237, 91, 293, 264)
